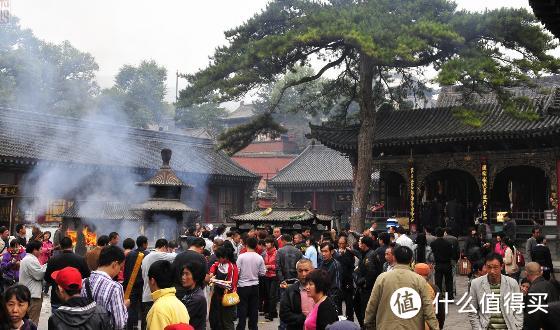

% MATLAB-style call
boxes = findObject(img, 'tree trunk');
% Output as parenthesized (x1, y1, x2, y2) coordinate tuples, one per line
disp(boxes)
(350, 54, 376, 233)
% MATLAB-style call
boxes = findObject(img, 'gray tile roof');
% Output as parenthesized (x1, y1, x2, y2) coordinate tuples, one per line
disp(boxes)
(269, 144, 353, 188)
(131, 199, 198, 213)
(230, 208, 332, 222)
(308, 89, 560, 153)
(0, 108, 258, 182)
(223, 103, 256, 120)
(59, 201, 143, 221)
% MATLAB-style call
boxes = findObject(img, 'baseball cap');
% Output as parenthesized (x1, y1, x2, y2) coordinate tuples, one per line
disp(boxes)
(51, 267, 83, 290)
(164, 324, 194, 330)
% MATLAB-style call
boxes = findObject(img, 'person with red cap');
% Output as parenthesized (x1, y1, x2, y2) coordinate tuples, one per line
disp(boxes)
(48, 267, 112, 329)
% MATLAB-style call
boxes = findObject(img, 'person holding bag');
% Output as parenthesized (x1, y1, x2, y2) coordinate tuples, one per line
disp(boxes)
(208, 246, 239, 330)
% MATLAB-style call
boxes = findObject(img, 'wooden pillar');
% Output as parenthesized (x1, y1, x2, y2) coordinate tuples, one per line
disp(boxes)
(481, 158, 489, 222)
(312, 191, 317, 210)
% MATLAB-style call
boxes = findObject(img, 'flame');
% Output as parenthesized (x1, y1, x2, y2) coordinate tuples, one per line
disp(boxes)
(66, 227, 97, 247)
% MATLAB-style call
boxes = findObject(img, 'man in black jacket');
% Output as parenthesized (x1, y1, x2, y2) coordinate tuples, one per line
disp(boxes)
(531, 236, 554, 280)
(319, 242, 342, 310)
(355, 236, 382, 327)
(276, 234, 303, 284)
(123, 236, 149, 330)
(279, 259, 314, 330)
(49, 266, 112, 329)
(431, 227, 454, 299)
(335, 235, 356, 321)
(523, 262, 559, 329)
(45, 237, 90, 312)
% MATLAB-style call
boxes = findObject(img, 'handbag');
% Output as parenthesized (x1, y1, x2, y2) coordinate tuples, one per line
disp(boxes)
(222, 290, 240, 307)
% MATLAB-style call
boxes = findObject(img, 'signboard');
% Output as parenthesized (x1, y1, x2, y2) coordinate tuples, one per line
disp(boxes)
(409, 163, 415, 223)
(481, 159, 488, 222)
(0, 184, 17, 197)
(336, 193, 352, 202)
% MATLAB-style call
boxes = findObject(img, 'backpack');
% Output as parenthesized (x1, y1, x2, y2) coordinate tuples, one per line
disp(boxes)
(515, 249, 525, 267)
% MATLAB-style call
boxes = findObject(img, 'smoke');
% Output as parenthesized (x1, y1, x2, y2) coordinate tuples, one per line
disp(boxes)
(0, 18, 218, 245)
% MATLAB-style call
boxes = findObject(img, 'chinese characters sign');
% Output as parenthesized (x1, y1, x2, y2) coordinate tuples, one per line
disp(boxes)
(481, 159, 488, 222)
(409, 164, 415, 223)
(0, 184, 17, 197)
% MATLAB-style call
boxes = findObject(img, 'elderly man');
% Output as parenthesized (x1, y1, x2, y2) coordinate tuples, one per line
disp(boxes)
(279, 259, 314, 330)
(364, 246, 439, 330)
(523, 262, 559, 329)
(468, 253, 523, 330)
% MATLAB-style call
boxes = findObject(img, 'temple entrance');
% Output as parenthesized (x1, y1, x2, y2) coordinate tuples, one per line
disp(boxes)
(420, 169, 480, 234)
(378, 171, 407, 212)
(491, 166, 549, 213)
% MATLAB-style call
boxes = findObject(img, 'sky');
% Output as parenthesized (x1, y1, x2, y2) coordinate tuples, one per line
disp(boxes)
(9, 0, 537, 103)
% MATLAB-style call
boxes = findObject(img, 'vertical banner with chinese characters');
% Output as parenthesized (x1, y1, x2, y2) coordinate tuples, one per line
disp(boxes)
(0, 0, 10, 24)
(409, 163, 415, 223)
(481, 158, 488, 222)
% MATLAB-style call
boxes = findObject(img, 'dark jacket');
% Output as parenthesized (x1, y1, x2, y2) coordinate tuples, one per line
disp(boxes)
(524, 277, 559, 329)
(320, 258, 342, 300)
(541, 301, 560, 330)
(334, 248, 355, 287)
(48, 296, 112, 329)
(279, 281, 305, 330)
(531, 245, 553, 270)
(276, 243, 303, 283)
(443, 235, 460, 262)
(177, 286, 207, 330)
(316, 296, 339, 330)
(355, 249, 381, 291)
(431, 237, 453, 264)
(123, 248, 149, 292)
(45, 250, 90, 306)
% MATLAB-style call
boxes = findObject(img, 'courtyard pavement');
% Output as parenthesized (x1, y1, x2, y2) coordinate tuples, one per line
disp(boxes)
(38, 275, 472, 330)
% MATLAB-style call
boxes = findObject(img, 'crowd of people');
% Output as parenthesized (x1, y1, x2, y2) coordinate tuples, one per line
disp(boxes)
(0, 218, 557, 329)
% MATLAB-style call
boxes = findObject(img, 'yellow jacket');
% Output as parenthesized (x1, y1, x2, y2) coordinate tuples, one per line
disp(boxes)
(147, 287, 190, 330)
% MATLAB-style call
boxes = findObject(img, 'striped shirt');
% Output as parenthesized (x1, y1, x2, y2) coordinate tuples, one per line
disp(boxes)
(81, 270, 128, 329)
(487, 283, 507, 329)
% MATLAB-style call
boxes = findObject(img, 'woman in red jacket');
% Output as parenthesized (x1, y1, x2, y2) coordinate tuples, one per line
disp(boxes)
(208, 245, 238, 330)
(263, 237, 278, 321)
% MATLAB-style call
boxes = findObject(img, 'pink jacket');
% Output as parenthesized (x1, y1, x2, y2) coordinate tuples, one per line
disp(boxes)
(39, 240, 53, 265)
(494, 242, 506, 257)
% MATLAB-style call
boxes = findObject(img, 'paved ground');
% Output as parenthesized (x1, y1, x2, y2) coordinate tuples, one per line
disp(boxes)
(38, 275, 471, 330)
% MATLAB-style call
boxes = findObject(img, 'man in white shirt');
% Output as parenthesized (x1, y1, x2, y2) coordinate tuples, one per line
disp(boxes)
(394, 226, 414, 250)
(236, 237, 266, 330)
(19, 240, 47, 325)
(141, 239, 176, 309)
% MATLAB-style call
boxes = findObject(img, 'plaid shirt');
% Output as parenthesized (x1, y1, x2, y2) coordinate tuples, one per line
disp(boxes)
(81, 270, 128, 329)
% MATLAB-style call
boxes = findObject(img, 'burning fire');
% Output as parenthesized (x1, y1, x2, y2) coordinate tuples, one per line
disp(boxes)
(67, 226, 97, 247)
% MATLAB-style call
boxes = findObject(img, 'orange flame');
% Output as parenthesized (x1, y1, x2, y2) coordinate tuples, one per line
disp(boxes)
(66, 227, 97, 247)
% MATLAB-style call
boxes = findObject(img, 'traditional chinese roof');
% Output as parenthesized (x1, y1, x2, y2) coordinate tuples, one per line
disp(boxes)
(223, 102, 257, 121)
(230, 207, 332, 223)
(59, 201, 143, 221)
(130, 199, 198, 213)
(530, 0, 560, 38)
(0, 108, 258, 183)
(269, 143, 353, 189)
(308, 89, 560, 155)
(138, 149, 191, 187)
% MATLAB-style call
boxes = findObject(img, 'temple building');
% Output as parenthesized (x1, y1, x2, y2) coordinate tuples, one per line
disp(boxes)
(307, 87, 560, 236)
(269, 143, 353, 218)
(0, 108, 259, 231)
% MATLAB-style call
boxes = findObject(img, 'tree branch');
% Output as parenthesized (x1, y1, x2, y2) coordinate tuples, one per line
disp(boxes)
(269, 48, 349, 112)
